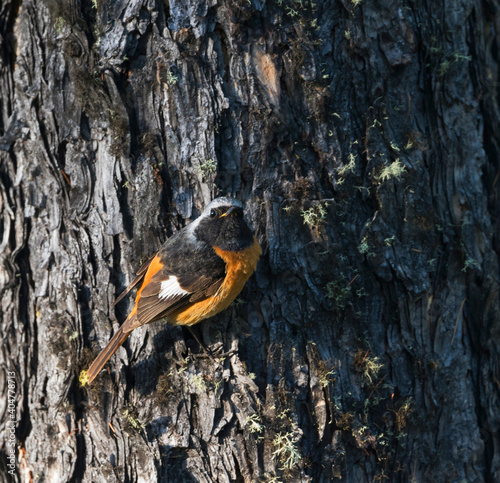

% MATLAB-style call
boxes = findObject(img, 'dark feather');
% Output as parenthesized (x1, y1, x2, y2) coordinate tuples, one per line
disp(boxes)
(187, 276, 223, 303)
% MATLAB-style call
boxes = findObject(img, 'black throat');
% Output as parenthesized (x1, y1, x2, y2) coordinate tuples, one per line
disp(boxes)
(195, 216, 254, 252)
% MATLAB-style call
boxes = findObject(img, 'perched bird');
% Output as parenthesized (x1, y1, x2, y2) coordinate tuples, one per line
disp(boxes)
(83, 197, 261, 385)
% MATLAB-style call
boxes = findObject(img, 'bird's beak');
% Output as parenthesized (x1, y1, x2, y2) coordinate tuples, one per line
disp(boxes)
(220, 207, 237, 218)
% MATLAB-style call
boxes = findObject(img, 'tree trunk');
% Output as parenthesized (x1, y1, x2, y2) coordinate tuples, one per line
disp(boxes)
(1, 0, 499, 481)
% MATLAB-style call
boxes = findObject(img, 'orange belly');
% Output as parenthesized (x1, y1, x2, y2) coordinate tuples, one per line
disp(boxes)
(169, 237, 262, 326)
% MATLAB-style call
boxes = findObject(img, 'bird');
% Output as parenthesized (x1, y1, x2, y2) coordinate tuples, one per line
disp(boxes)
(82, 197, 261, 385)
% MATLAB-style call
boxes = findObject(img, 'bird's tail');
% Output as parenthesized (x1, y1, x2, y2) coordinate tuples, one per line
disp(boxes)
(83, 319, 135, 385)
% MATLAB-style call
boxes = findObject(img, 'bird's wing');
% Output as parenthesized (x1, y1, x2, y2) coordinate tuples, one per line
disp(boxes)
(133, 237, 227, 325)
(136, 270, 224, 325)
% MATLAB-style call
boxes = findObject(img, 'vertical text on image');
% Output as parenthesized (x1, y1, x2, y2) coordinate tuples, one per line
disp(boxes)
(7, 371, 17, 476)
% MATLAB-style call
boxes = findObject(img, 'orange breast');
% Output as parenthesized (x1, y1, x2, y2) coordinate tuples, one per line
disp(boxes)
(169, 237, 262, 326)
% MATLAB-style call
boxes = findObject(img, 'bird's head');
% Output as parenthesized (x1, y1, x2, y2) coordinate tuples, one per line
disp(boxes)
(191, 197, 255, 251)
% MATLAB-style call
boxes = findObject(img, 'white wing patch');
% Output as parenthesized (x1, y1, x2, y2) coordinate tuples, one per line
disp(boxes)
(159, 276, 190, 300)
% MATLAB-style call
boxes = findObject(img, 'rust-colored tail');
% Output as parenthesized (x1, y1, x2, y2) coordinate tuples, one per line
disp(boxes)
(85, 320, 135, 385)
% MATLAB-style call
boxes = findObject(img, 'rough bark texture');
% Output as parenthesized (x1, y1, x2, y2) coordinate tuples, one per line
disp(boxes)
(1, 0, 500, 481)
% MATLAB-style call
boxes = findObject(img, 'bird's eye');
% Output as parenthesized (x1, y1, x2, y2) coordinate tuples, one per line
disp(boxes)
(210, 209, 216, 218)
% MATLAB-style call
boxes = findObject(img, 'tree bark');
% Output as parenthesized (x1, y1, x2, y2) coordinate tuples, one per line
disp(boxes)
(1, 0, 499, 481)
